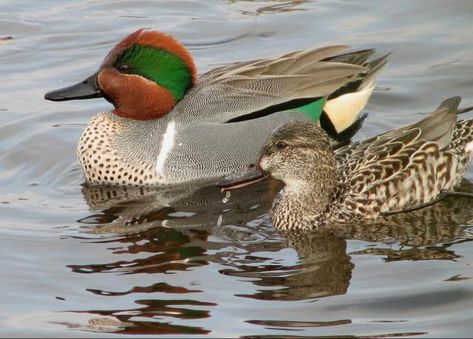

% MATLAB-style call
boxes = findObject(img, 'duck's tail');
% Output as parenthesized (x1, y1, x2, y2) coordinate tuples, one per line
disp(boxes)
(320, 51, 390, 144)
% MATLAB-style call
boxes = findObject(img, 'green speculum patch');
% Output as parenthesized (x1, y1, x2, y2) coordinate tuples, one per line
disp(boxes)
(295, 97, 327, 122)
(116, 44, 192, 101)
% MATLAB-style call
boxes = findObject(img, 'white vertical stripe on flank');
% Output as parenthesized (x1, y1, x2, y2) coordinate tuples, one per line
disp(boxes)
(156, 120, 176, 175)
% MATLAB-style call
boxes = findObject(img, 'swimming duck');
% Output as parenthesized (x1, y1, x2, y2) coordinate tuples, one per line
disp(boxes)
(259, 97, 473, 230)
(45, 29, 388, 186)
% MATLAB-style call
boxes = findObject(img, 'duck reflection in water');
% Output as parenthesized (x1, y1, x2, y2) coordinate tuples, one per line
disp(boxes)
(57, 176, 473, 334)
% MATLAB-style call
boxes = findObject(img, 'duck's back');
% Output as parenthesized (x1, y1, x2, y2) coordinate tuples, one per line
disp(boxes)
(330, 97, 473, 221)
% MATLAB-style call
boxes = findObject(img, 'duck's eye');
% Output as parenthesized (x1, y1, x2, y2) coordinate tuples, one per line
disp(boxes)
(117, 63, 131, 73)
(276, 141, 288, 150)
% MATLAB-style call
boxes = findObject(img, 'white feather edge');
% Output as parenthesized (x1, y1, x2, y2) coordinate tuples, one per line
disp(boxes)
(324, 83, 375, 133)
(465, 140, 473, 154)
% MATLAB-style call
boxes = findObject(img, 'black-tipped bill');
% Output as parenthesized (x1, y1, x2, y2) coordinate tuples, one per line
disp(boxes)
(44, 72, 103, 101)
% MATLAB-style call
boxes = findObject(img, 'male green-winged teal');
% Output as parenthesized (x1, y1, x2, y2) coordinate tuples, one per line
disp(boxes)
(45, 29, 388, 186)
(259, 97, 473, 230)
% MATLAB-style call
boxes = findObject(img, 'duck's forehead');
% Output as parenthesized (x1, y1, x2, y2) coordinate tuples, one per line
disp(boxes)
(101, 29, 145, 67)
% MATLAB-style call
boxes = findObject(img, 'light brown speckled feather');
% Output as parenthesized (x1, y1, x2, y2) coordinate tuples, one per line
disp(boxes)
(260, 97, 473, 230)
(332, 97, 470, 221)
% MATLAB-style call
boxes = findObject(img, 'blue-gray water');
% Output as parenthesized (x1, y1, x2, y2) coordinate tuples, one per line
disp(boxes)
(1, 0, 473, 337)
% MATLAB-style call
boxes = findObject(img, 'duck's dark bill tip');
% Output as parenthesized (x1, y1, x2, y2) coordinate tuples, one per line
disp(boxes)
(219, 172, 270, 192)
(44, 72, 103, 102)
(44, 89, 103, 101)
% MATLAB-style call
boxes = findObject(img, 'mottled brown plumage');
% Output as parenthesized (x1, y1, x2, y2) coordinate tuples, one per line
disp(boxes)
(260, 97, 473, 230)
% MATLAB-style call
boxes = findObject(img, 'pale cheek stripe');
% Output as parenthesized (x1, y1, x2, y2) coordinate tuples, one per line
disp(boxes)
(156, 120, 176, 175)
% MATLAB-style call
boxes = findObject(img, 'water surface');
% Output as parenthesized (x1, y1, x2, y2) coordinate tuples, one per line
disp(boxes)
(1, 0, 473, 337)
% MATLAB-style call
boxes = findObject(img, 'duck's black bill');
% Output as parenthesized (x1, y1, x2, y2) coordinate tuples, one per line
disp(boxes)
(44, 72, 103, 101)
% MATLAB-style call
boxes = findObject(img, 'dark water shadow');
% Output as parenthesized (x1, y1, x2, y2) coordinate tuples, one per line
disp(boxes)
(58, 178, 473, 335)
(59, 179, 281, 334)
(228, 0, 314, 17)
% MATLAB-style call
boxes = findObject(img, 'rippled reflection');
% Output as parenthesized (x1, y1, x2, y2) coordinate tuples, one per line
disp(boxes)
(61, 180, 278, 334)
(228, 0, 313, 16)
(221, 230, 353, 301)
(59, 178, 473, 335)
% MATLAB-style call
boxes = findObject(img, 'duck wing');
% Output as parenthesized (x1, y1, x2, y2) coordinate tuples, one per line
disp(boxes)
(333, 97, 463, 216)
(172, 45, 367, 123)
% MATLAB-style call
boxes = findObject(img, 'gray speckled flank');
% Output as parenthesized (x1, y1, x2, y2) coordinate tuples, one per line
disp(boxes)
(261, 97, 473, 230)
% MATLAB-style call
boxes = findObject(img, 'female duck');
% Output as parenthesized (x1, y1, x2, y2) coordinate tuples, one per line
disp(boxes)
(259, 97, 473, 230)
(45, 29, 388, 186)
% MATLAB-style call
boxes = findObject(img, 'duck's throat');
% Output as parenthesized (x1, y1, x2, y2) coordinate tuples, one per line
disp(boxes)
(271, 176, 337, 230)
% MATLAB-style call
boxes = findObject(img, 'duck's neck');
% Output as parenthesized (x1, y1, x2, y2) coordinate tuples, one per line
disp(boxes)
(271, 162, 337, 230)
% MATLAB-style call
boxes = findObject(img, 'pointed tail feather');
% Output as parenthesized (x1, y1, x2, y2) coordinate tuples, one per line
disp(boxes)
(457, 105, 473, 115)
(359, 53, 391, 89)
(324, 48, 375, 66)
